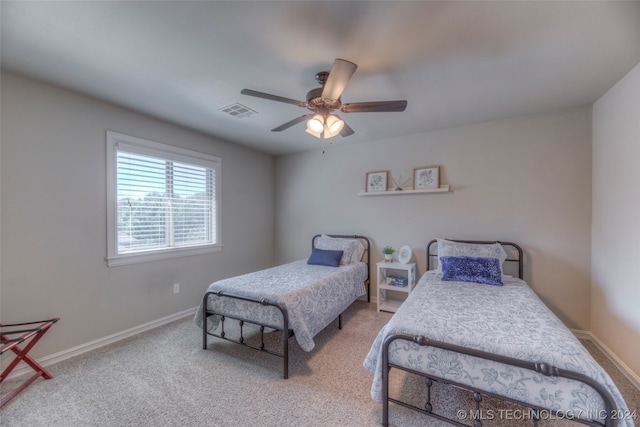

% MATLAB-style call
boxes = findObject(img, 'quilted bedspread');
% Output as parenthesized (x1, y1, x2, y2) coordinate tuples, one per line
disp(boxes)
(194, 259, 367, 352)
(364, 271, 633, 426)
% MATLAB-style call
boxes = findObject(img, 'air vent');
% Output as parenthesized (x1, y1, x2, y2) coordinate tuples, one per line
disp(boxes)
(219, 103, 257, 118)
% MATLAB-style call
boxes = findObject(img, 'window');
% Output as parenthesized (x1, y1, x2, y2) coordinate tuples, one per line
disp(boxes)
(106, 131, 221, 266)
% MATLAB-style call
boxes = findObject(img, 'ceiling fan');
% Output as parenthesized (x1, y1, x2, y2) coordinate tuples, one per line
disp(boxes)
(241, 59, 408, 139)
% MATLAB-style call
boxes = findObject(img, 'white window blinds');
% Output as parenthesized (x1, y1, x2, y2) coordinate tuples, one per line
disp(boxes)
(106, 132, 221, 266)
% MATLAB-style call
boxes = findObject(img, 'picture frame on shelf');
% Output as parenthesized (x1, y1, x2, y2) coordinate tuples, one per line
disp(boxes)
(413, 166, 439, 189)
(366, 170, 389, 192)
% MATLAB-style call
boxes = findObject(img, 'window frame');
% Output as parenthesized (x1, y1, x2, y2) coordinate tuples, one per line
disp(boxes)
(106, 131, 221, 267)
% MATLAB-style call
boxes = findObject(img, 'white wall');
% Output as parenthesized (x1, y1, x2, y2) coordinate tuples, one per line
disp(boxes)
(275, 107, 593, 330)
(0, 71, 276, 359)
(592, 62, 640, 377)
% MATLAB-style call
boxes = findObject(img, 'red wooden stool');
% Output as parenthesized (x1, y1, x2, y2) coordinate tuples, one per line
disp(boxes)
(1, 318, 59, 407)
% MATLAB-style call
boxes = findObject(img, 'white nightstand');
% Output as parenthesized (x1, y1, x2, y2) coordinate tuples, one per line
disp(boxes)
(376, 261, 417, 313)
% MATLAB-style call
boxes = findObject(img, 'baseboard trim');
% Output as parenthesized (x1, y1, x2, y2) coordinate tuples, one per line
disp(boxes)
(588, 332, 640, 390)
(6, 306, 198, 380)
(571, 328, 640, 390)
(570, 328, 592, 341)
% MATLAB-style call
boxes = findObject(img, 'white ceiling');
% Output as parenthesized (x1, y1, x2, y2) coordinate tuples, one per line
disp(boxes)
(2, 1, 639, 156)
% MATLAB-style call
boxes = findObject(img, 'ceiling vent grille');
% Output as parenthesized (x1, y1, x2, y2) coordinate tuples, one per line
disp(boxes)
(219, 103, 257, 118)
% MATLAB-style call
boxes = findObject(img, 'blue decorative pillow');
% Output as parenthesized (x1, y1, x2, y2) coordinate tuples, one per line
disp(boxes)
(440, 256, 503, 286)
(307, 248, 344, 267)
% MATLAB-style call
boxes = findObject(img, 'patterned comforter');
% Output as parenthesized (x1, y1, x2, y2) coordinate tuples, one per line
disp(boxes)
(364, 271, 633, 426)
(194, 260, 368, 352)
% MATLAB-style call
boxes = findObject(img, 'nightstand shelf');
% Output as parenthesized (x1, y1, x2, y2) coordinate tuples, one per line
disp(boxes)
(376, 261, 416, 313)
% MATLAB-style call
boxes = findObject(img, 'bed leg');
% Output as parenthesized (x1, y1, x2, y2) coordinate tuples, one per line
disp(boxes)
(202, 296, 208, 350)
(381, 335, 395, 427)
(282, 328, 289, 379)
(532, 409, 540, 427)
(382, 364, 390, 426)
(338, 314, 342, 330)
(382, 353, 390, 426)
(202, 323, 207, 349)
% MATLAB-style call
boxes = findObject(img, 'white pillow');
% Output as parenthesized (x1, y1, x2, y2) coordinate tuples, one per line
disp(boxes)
(436, 238, 507, 273)
(352, 240, 365, 264)
(315, 235, 359, 266)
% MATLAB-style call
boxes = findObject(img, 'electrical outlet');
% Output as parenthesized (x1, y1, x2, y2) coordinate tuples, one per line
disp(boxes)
(173, 283, 180, 294)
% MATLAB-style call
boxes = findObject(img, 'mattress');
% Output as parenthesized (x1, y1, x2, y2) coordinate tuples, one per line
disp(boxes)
(194, 259, 368, 352)
(364, 271, 633, 426)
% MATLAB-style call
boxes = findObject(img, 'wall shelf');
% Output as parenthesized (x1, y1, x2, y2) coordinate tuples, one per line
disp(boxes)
(358, 185, 450, 197)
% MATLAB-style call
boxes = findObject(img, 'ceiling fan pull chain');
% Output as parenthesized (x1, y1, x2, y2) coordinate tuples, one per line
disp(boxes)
(322, 138, 335, 155)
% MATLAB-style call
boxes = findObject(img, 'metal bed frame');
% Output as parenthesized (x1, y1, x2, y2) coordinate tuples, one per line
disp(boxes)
(201, 234, 370, 379)
(381, 239, 620, 427)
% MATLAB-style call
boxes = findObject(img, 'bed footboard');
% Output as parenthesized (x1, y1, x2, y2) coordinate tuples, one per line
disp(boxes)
(202, 290, 293, 379)
(381, 333, 619, 427)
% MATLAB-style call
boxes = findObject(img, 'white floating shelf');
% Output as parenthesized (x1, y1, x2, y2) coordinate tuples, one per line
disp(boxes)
(358, 185, 450, 197)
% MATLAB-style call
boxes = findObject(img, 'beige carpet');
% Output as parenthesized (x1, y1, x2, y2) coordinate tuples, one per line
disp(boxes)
(1, 301, 638, 427)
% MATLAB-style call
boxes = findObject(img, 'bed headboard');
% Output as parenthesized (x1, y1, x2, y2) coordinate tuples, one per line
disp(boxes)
(426, 239, 524, 280)
(312, 234, 371, 265)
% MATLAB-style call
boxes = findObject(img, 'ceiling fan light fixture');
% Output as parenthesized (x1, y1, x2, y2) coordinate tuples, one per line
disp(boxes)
(307, 114, 324, 132)
(306, 114, 325, 138)
(305, 128, 323, 138)
(323, 114, 344, 138)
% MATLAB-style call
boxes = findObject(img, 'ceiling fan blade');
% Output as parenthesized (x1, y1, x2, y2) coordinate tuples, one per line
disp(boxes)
(271, 114, 312, 132)
(241, 89, 306, 108)
(340, 121, 355, 137)
(321, 59, 358, 101)
(341, 100, 408, 113)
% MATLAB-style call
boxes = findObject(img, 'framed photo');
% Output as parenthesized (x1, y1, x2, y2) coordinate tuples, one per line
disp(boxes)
(366, 170, 388, 192)
(413, 166, 439, 190)
(398, 245, 412, 264)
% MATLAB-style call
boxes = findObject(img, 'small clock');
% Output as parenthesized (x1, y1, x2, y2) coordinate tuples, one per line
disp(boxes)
(398, 246, 412, 264)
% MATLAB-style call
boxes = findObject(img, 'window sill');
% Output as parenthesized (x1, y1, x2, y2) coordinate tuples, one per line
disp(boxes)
(106, 244, 222, 267)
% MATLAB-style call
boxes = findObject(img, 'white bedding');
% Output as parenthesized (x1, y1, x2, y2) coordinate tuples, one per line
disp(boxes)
(364, 271, 633, 426)
(194, 259, 367, 352)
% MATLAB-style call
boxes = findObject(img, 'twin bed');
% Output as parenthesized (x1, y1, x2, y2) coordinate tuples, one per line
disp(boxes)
(364, 239, 633, 427)
(194, 234, 370, 379)
(196, 236, 633, 426)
